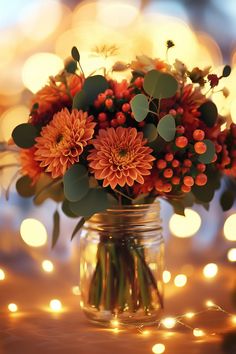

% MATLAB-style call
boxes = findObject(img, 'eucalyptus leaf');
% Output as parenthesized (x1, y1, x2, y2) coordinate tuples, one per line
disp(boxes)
(157, 114, 176, 142)
(143, 70, 178, 99)
(65, 60, 77, 74)
(198, 101, 218, 127)
(52, 210, 60, 248)
(72, 91, 88, 110)
(220, 190, 234, 211)
(130, 94, 149, 122)
(222, 65, 231, 78)
(71, 46, 80, 62)
(143, 123, 158, 142)
(62, 199, 77, 218)
(69, 188, 110, 217)
(12, 123, 38, 149)
(63, 164, 89, 202)
(16, 176, 36, 198)
(71, 217, 86, 240)
(83, 75, 109, 104)
(198, 140, 215, 164)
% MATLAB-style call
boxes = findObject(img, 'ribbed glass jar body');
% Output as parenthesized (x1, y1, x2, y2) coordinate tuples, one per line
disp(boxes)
(79, 202, 164, 327)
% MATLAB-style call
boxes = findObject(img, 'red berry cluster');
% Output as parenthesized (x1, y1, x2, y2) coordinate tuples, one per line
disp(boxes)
(216, 123, 236, 177)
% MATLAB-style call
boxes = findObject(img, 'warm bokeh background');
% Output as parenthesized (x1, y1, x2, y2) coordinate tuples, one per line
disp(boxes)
(0, 1, 236, 353)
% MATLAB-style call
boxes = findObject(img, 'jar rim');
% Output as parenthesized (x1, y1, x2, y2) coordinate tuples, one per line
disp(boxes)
(104, 201, 160, 213)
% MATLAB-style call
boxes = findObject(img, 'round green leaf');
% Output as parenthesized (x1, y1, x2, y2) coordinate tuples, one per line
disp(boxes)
(222, 65, 231, 78)
(16, 175, 36, 198)
(198, 101, 218, 127)
(12, 123, 38, 149)
(63, 164, 89, 202)
(65, 60, 77, 74)
(69, 188, 110, 217)
(143, 123, 158, 142)
(83, 75, 109, 104)
(130, 94, 149, 122)
(143, 70, 178, 99)
(157, 114, 176, 142)
(62, 200, 77, 218)
(71, 46, 80, 62)
(198, 139, 215, 164)
(72, 91, 88, 110)
(220, 190, 234, 211)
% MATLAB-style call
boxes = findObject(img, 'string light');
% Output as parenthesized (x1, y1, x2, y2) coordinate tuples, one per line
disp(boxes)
(185, 312, 195, 319)
(161, 317, 176, 329)
(162, 270, 171, 283)
(8, 303, 18, 313)
(42, 260, 54, 273)
(174, 274, 187, 287)
(0, 268, 5, 280)
(231, 316, 236, 325)
(193, 328, 205, 337)
(227, 248, 236, 262)
(205, 300, 215, 308)
(49, 299, 62, 312)
(203, 263, 218, 278)
(111, 319, 119, 327)
(152, 343, 165, 354)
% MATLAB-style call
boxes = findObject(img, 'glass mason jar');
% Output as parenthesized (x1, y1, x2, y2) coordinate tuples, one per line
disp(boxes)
(79, 202, 164, 327)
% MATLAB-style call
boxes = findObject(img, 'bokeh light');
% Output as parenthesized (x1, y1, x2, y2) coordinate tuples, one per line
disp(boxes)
(22, 53, 64, 93)
(72, 286, 81, 296)
(224, 214, 236, 241)
(162, 317, 176, 329)
(20, 218, 48, 247)
(174, 274, 187, 287)
(169, 209, 201, 238)
(42, 260, 54, 273)
(203, 263, 218, 278)
(162, 270, 171, 284)
(18, 0, 62, 41)
(8, 303, 18, 313)
(227, 248, 236, 262)
(0, 105, 29, 142)
(49, 299, 62, 312)
(152, 343, 165, 354)
(193, 328, 205, 337)
(0, 269, 5, 281)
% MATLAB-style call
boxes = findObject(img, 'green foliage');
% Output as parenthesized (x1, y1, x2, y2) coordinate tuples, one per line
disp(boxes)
(33, 175, 64, 205)
(16, 176, 36, 198)
(71, 46, 80, 62)
(130, 94, 149, 122)
(192, 169, 221, 203)
(143, 123, 158, 142)
(157, 114, 176, 142)
(61, 199, 77, 218)
(72, 91, 87, 110)
(65, 60, 77, 74)
(198, 139, 215, 164)
(69, 188, 110, 217)
(220, 190, 235, 211)
(52, 210, 60, 248)
(12, 123, 38, 149)
(71, 217, 86, 240)
(63, 164, 89, 202)
(143, 70, 178, 99)
(198, 101, 218, 127)
(222, 65, 231, 78)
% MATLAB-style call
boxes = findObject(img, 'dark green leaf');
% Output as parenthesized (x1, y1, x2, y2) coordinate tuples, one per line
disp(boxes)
(63, 164, 89, 202)
(192, 184, 215, 203)
(65, 60, 77, 74)
(222, 65, 231, 78)
(16, 176, 36, 198)
(198, 101, 218, 127)
(130, 94, 149, 122)
(71, 217, 86, 240)
(69, 188, 110, 217)
(220, 190, 235, 211)
(34, 175, 63, 205)
(83, 75, 109, 105)
(198, 139, 215, 164)
(52, 210, 60, 248)
(62, 199, 77, 218)
(157, 114, 176, 142)
(143, 123, 158, 142)
(71, 46, 80, 62)
(12, 123, 38, 149)
(72, 91, 88, 110)
(143, 70, 178, 99)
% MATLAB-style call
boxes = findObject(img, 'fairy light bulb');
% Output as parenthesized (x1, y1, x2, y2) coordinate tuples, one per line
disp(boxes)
(152, 343, 165, 354)
(162, 270, 171, 283)
(174, 274, 187, 287)
(8, 303, 18, 313)
(227, 248, 236, 262)
(42, 260, 54, 273)
(193, 328, 205, 337)
(0, 269, 5, 280)
(111, 319, 119, 327)
(206, 300, 215, 308)
(49, 299, 62, 312)
(231, 315, 236, 325)
(203, 263, 218, 278)
(162, 317, 176, 329)
(185, 312, 195, 319)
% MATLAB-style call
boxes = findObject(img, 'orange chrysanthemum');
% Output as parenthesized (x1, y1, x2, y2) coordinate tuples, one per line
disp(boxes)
(20, 147, 42, 185)
(130, 55, 169, 73)
(88, 127, 155, 189)
(30, 74, 83, 126)
(35, 108, 96, 178)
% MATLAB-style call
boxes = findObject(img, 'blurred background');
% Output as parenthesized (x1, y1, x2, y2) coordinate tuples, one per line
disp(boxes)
(0, 0, 236, 319)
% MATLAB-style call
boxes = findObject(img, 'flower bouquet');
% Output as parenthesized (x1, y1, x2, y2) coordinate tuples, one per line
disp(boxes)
(6, 42, 236, 325)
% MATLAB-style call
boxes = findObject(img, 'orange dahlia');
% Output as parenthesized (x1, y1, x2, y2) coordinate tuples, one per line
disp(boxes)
(88, 127, 155, 189)
(20, 147, 42, 185)
(35, 108, 96, 178)
(30, 74, 83, 126)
